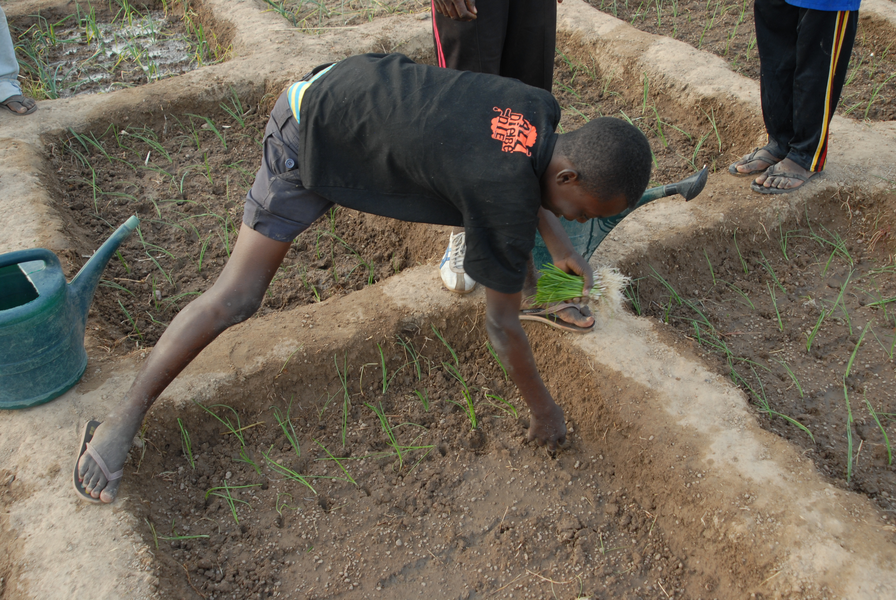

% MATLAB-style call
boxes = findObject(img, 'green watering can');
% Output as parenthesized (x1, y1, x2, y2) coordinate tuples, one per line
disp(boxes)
(532, 166, 709, 269)
(0, 216, 139, 409)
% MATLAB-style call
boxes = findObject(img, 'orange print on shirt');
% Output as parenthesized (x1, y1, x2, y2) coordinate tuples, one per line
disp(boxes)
(490, 107, 537, 156)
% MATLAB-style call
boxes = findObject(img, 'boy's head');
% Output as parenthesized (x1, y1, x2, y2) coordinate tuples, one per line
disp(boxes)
(542, 117, 652, 222)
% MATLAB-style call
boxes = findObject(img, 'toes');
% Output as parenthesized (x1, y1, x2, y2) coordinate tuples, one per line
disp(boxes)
(557, 307, 594, 327)
(100, 480, 121, 503)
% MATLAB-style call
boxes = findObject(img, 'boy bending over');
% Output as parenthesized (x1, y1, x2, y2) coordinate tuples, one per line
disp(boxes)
(76, 53, 652, 503)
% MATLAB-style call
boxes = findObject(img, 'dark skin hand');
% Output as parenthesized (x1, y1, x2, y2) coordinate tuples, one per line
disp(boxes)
(433, 0, 563, 22)
(433, 0, 477, 20)
(485, 288, 567, 450)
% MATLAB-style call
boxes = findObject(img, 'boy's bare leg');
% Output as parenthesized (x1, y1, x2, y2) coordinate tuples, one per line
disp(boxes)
(78, 225, 292, 503)
(520, 256, 594, 328)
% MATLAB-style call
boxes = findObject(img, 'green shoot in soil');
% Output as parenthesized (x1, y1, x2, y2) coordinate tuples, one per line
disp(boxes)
(443, 362, 478, 429)
(431, 325, 458, 366)
(334, 352, 351, 447)
(262, 449, 318, 495)
(733, 229, 749, 274)
(396, 335, 423, 380)
(843, 326, 868, 482)
(767, 282, 784, 332)
(272, 396, 301, 457)
(486, 393, 518, 418)
(703, 248, 716, 286)
(206, 482, 260, 524)
(864, 389, 893, 465)
(312, 439, 358, 486)
(772, 358, 804, 398)
(177, 418, 194, 469)
(195, 401, 246, 446)
(733, 366, 814, 442)
(486, 341, 509, 381)
(413, 389, 430, 411)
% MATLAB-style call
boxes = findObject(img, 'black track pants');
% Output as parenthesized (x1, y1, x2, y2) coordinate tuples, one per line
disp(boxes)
(754, 0, 858, 171)
(431, 0, 557, 91)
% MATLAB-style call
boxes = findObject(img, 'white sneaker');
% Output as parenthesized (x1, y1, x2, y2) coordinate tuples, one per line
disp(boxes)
(439, 232, 477, 294)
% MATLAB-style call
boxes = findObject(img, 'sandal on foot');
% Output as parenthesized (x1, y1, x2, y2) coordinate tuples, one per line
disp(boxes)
(1, 95, 37, 116)
(73, 420, 123, 503)
(519, 302, 594, 334)
(750, 166, 820, 195)
(728, 147, 783, 177)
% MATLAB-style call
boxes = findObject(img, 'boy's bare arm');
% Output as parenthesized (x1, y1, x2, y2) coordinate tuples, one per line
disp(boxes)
(485, 287, 567, 450)
(536, 208, 593, 298)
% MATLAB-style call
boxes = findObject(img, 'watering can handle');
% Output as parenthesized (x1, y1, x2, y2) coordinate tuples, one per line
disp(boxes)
(0, 248, 61, 272)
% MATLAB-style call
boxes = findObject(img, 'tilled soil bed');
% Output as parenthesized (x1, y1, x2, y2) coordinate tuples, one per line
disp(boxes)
(622, 196, 896, 512)
(127, 314, 706, 600)
(50, 105, 446, 350)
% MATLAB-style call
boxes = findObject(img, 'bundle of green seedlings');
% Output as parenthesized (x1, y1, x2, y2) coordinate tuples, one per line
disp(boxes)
(534, 263, 630, 310)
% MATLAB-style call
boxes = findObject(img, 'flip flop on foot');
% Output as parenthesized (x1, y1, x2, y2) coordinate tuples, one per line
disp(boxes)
(73, 420, 123, 504)
(1, 95, 37, 116)
(520, 301, 594, 334)
(728, 147, 783, 177)
(751, 161, 821, 195)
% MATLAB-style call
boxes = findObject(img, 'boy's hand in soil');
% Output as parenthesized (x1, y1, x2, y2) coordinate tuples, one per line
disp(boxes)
(433, 0, 477, 20)
(528, 402, 567, 450)
(485, 287, 568, 451)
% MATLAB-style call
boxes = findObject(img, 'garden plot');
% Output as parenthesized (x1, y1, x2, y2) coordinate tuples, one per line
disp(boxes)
(10, 0, 228, 99)
(620, 197, 896, 511)
(1, 1, 896, 599)
(586, 0, 896, 121)
(50, 101, 444, 350)
(128, 311, 695, 600)
(260, 0, 430, 31)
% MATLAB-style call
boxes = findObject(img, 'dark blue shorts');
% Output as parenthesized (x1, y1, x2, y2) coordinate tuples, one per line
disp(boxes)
(242, 91, 333, 242)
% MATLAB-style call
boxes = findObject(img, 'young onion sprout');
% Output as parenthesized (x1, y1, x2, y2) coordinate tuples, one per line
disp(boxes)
(534, 263, 630, 310)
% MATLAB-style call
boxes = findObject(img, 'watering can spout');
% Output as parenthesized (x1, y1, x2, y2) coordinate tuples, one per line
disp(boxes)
(70, 216, 140, 320)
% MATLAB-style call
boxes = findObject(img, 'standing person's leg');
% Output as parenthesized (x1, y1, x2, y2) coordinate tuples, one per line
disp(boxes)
(432, 0, 511, 293)
(753, 4, 857, 192)
(501, 0, 557, 91)
(729, 0, 795, 176)
(432, 0, 508, 73)
(786, 8, 857, 172)
(0, 6, 35, 115)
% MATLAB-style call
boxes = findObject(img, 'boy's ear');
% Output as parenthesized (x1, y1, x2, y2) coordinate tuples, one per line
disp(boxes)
(556, 168, 580, 185)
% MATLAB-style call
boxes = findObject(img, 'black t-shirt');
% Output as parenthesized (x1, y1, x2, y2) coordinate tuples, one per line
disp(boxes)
(298, 53, 560, 294)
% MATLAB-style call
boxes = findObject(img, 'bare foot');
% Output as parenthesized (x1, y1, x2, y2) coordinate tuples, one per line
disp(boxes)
(728, 147, 782, 176)
(1, 94, 37, 116)
(549, 302, 594, 328)
(77, 414, 141, 503)
(753, 158, 818, 192)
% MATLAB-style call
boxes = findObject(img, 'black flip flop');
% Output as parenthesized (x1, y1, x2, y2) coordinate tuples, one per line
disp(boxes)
(1, 95, 37, 116)
(73, 420, 122, 503)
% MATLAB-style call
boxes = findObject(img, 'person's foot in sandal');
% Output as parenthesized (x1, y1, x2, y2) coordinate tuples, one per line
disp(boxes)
(1, 94, 37, 116)
(519, 300, 594, 333)
(728, 146, 783, 176)
(75, 408, 143, 503)
(520, 263, 595, 332)
(751, 158, 820, 194)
